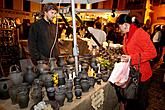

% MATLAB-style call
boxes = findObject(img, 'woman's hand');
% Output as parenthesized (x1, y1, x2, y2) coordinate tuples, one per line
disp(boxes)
(121, 55, 131, 62)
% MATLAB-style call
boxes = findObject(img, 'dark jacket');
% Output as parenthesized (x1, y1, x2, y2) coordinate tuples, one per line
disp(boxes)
(28, 19, 59, 64)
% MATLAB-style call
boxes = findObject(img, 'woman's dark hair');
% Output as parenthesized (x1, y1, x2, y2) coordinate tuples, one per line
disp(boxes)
(43, 3, 58, 12)
(116, 14, 141, 28)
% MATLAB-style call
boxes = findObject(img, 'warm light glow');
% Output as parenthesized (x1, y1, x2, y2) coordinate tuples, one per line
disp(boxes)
(77, 3, 81, 9)
(144, 0, 153, 24)
(86, 4, 92, 9)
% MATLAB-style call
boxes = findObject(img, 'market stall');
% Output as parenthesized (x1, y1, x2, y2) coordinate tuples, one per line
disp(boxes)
(0, 82, 119, 110)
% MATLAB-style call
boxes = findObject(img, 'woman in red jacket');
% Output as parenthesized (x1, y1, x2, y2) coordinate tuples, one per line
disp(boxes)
(116, 14, 157, 110)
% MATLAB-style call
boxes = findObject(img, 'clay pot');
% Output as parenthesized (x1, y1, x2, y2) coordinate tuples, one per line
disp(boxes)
(46, 87, 55, 101)
(65, 79, 73, 91)
(97, 73, 102, 79)
(55, 87, 65, 106)
(74, 88, 82, 99)
(95, 77, 101, 85)
(102, 74, 109, 82)
(24, 66, 35, 85)
(39, 70, 50, 83)
(9, 85, 18, 104)
(17, 90, 29, 108)
(79, 66, 88, 80)
(74, 77, 81, 86)
(57, 56, 66, 67)
(53, 67, 65, 86)
(65, 91, 73, 102)
(36, 60, 50, 75)
(74, 85, 81, 90)
(20, 83, 31, 94)
(0, 77, 11, 99)
(89, 77, 95, 88)
(9, 65, 23, 85)
(65, 65, 74, 79)
(16, 85, 29, 108)
(80, 80, 90, 92)
(44, 79, 54, 89)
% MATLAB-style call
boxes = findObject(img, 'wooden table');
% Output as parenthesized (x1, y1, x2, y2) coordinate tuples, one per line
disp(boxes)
(0, 82, 119, 110)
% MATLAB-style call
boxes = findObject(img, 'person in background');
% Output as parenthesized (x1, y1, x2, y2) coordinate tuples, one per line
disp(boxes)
(142, 19, 151, 35)
(22, 19, 31, 40)
(28, 3, 59, 65)
(106, 23, 117, 44)
(115, 14, 157, 110)
(15, 17, 23, 41)
(152, 25, 162, 64)
(88, 21, 106, 50)
(160, 25, 165, 64)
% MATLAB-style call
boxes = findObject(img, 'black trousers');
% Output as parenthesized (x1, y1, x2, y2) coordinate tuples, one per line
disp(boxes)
(113, 79, 150, 110)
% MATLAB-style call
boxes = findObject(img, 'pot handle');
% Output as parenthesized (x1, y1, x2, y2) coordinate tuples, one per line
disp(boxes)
(9, 64, 20, 73)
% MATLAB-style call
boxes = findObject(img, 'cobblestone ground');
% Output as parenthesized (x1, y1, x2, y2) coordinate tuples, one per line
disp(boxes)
(147, 64, 165, 110)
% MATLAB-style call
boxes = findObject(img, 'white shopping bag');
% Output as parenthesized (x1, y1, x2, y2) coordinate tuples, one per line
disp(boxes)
(108, 57, 130, 87)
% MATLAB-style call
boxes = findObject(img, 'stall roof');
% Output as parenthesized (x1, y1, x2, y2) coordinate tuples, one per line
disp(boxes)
(75, 9, 130, 14)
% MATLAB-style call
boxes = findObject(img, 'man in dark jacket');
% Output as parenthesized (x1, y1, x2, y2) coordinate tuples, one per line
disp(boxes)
(28, 3, 59, 65)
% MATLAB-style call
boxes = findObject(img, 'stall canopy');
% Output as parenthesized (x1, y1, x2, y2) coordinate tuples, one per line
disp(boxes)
(29, 0, 107, 76)
(30, 0, 106, 4)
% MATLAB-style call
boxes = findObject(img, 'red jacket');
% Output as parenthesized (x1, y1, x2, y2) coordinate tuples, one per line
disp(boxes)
(123, 24, 157, 82)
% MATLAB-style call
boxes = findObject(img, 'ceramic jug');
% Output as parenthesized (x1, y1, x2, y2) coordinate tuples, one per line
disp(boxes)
(24, 66, 35, 85)
(36, 60, 50, 75)
(9, 65, 23, 85)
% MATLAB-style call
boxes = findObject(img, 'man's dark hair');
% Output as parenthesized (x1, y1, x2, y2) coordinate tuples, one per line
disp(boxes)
(43, 3, 58, 12)
(95, 22, 101, 29)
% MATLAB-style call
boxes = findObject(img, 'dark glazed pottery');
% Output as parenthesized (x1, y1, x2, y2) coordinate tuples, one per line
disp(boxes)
(74, 89, 82, 99)
(24, 66, 35, 85)
(46, 87, 55, 101)
(9, 65, 23, 85)
(0, 77, 11, 99)
(89, 77, 95, 88)
(80, 80, 90, 92)
(17, 91, 29, 108)
(65, 91, 73, 102)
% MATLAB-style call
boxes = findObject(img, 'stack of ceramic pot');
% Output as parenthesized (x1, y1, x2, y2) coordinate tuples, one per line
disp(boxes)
(73, 77, 82, 99)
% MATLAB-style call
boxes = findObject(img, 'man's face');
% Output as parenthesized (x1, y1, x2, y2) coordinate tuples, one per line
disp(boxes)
(44, 9, 57, 22)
